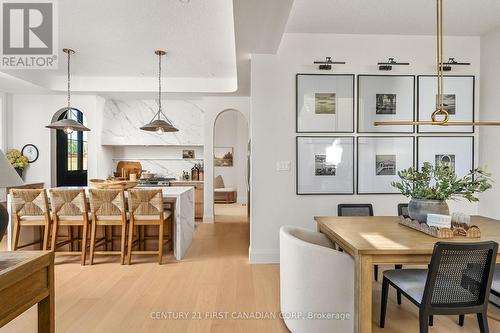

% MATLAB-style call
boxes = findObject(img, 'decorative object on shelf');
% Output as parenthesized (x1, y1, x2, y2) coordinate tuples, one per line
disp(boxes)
(182, 149, 195, 159)
(374, 0, 500, 127)
(398, 216, 481, 238)
(198, 163, 204, 181)
(46, 48, 91, 134)
(191, 164, 199, 181)
(21, 144, 39, 163)
(0, 150, 24, 242)
(356, 136, 414, 194)
(182, 171, 190, 180)
(140, 50, 179, 134)
(417, 136, 473, 178)
(214, 147, 233, 167)
(357, 75, 415, 133)
(296, 74, 354, 133)
(377, 58, 410, 71)
(313, 56, 346, 70)
(6, 149, 29, 178)
(392, 162, 492, 222)
(296, 136, 354, 195)
(441, 58, 471, 71)
(417, 75, 474, 133)
(88, 179, 138, 190)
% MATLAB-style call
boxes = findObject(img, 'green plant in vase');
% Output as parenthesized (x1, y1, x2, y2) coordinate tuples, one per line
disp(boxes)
(391, 162, 493, 222)
(6, 149, 29, 178)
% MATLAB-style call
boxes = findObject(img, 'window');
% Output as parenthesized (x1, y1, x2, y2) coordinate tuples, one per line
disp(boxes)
(56, 109, 88, 187)
(65, 111, 88, 171)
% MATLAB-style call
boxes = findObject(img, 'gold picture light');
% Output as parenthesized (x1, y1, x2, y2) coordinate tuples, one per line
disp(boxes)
(374, 0, 500, 127)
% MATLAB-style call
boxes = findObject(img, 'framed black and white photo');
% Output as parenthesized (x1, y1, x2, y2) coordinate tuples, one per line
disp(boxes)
(357, 136, 415, 194)
(296, 74, 354, 133)
(296, 136, 354, 194)
(357, 75, 415, 133)
(417, 136, 474, 178)
(417, 75, 475, 133)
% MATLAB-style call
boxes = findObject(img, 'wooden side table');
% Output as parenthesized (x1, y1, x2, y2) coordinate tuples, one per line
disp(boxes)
(0, 251, 54, 332)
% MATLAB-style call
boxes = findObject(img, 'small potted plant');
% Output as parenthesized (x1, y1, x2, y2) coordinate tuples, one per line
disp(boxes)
(392, 162, 493, 222)
(6, 149, 29, 179)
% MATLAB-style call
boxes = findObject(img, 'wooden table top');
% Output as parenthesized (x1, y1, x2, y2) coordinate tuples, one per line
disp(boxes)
(315, 215, 500, 255)
(0, 251, 52, 276)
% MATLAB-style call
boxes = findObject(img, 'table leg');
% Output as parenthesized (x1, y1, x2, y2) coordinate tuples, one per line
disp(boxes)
(355, 254, 373, 333)
(38, 257, 54, 333)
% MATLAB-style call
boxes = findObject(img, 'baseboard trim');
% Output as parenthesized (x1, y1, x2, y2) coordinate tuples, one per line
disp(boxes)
(249, 248, 279, 264)
(203, 215, 214, 224)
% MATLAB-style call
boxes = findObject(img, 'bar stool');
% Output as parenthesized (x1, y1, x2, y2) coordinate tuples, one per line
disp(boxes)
(49, 189, 90, 265)
(10, 189, 51, 250)
(127, 189, 172, 265)
(88, 189, 128, 265)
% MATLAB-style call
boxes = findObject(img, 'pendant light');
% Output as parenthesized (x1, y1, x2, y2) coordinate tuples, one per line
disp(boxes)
(140, 50, 179, 134)
(374, 0, 500, 127)
(46, 48, 90, 134)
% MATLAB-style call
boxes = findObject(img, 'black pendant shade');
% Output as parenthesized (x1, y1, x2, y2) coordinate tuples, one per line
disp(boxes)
(46, 48, 91, 133)
(46, 107, 91, 132)
(140, 49, 179, 134)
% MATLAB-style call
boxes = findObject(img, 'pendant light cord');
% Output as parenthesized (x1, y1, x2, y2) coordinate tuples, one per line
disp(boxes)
(67, 50, 71, 109)
(158, 51, 162, 119)
(437, 0, 443, 110)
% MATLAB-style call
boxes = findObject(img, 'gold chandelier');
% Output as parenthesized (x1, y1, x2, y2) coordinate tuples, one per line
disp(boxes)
(374, 0, 500, 127)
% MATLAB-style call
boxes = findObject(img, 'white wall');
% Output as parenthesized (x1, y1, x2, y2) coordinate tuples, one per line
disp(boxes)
(250, 33, 481, 263)
(214, 110, 249, 204)
(478, 26, 500, 219)
(7, 94, 112, 187)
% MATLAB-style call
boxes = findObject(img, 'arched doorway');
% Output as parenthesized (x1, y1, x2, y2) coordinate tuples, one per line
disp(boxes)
(55, 110, 88, 186)
(213, 109, 249, 223)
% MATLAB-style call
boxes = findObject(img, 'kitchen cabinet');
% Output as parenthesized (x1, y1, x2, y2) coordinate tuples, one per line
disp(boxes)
(170, 181, 204, 219)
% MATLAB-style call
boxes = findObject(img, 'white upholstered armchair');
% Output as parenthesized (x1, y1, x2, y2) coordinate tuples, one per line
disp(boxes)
(280, 226, 354, 333)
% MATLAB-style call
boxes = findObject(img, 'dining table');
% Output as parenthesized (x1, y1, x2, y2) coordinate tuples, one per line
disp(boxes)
(315, 215, 500, 333)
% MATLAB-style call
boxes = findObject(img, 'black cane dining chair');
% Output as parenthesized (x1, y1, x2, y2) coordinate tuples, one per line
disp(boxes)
(380, 241, 498, 333)
(338, 204, 380, 280)
(338, 203, 373, 217)
(397, 203, 409, 217)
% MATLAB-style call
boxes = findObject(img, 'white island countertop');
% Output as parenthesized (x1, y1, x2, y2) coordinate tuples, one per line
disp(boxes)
(7, 186, 195, 261)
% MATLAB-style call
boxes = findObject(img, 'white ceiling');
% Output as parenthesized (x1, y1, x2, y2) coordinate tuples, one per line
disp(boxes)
(286, 0, 500, 36)
(0, 0, 293, 96)
(2, 0, 238, 94)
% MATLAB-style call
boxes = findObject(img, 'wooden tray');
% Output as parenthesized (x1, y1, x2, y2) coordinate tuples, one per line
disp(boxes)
(89, 179, 138, 190)
(399, 216, 481, 239)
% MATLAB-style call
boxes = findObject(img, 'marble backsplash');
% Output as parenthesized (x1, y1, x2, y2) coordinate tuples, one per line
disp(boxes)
(112, 159, 203, 180)
(102, 99, 204, 146)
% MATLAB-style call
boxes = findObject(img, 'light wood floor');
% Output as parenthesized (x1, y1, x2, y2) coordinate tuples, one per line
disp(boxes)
(214, 203, 248, 223)
(2, 220, 500, 332)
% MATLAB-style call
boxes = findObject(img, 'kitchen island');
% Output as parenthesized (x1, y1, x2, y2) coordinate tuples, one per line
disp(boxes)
(6, 186, 195, 261)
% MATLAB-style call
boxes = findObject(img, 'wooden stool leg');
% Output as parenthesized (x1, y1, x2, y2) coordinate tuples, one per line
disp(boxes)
(89, 220, 97, 265)
(127, 220, 135, 265)
(120, 223, 127, 265)
(12, 219, 20, 251)
(42, 222, 50, 251)
(80, 222, 88, 266)
(68, 226, 74, 251)
(51, 219, 59, 252)
(158, 221, 164, 265)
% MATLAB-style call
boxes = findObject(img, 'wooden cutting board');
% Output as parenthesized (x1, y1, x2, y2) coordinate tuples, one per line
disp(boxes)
(116, 161, 142, 179)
